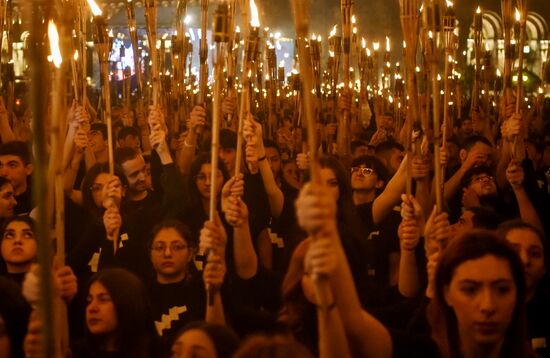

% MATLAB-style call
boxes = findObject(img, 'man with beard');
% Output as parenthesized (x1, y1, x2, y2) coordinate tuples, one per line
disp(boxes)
(459, 164, 543, 233)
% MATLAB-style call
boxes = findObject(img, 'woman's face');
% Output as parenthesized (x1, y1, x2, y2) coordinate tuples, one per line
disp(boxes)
(0, 221, 36, 270)
(0, 183, 16, 219)
(150, 228, 192, 282)
(195, 164, 223, 200)
(444, 254, 517, 347)
(90, 173, 111, 208)
(320, 168, 339, 202)
(170, 329, 217, 358)
(505, 228, 545, 292)
(86, 282, 118, 336)
(282, 162, 300, 189)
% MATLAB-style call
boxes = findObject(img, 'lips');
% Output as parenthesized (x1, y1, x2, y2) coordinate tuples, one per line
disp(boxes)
(87, 318, 102, 326)
(473, 322, 500, 334)
(11, 248, 24, 255)
(161, 261, 175, 267)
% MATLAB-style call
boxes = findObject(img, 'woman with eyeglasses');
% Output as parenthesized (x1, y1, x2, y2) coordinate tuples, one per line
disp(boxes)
(147, 219, 207, 355)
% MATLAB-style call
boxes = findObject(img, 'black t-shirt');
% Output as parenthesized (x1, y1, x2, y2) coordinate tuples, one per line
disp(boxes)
(527, 281, 550, 357)
(355, 202, 401, 307)
(148, 274, 206, 355)
(14, 189, 32, 216)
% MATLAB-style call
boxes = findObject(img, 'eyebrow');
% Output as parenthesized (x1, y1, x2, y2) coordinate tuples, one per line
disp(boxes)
(458, 278, 514, 285)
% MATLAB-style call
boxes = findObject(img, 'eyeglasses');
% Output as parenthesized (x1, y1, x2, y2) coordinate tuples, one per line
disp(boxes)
(471, 175, 494, 184)
(151, 242, 188, 253)
(350, 167, 375, 176)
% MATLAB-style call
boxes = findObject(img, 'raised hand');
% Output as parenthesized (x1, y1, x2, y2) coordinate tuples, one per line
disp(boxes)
(103, 205, 121, 240)
(187, 105, 207, 133)
(101, 175, 123, 209)
(424, 206, 451, 255)
(295, 182, 337, 234)
(203, 252, 226, 293)
(54, 265, 78, 303)
(224, 196, 249, 228)
(505, 161, 524, 190)
(199, 217, 228, 257)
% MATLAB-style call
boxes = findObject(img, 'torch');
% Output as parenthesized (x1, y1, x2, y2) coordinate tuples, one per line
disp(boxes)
(291, 0, 334, 310)
(422, 0, 444, 213)
(198, 0, 209, 107)
(501, 0, 513, 103)
(235, 0, 260, 176)
(125, 0, 144, 106)
(399, 0, 420, 195)
(443, 2, 456, 145)
(514, 2, 527, 114)
(144, 0, 160, 106)
(339, 0, 353, 157)
(471, 6, 483, 114)
(206, 0, 230, 306)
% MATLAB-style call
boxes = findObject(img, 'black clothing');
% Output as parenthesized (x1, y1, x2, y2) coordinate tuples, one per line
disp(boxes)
(14, 189, 32, 216)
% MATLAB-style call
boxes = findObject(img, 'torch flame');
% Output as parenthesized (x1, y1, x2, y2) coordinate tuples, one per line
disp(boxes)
(353, 27, 357, 34)
(475, 6, 481, 14)
(515, 8, 521, 21)
(386, 36, 390, 52)
(311, 33, 317, 40)
(235, 26, 241, 33)
(446, 0, 453, 7)
(86, 0, 103, 17)
(74, 50, 79, 61)
(279, 60, 285, 68)
(496, 68, 501, 77)
(48, 21, 62, 69)
(330, 25, 337, 38)
(250, 0, 260, 28)
(366, 48, 371, 56)
(361, 37, 366, 49)
(428, 31, 433, 39)
(317, 35, 322, 42)
(403, 41, 406, 48)
(329, 50, 335, 57)
(373, 41, 380, 51)
(351, 15, 356, 24)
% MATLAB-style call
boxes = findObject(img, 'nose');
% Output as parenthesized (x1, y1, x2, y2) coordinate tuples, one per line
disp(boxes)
(519, 249, 530, 268)
(163, 246, 173, 257)
(479, 288, 496, 317)
(87, 300, 99, 313)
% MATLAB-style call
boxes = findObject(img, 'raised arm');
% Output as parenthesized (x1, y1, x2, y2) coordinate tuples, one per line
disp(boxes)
(506, 161, 544, 233)
(176, 105, 205, 176)
(372, 155, 408, 225)
(296, 183, 393, 358)
(200, 214, 229, 325)
(243, 116, 284, 218)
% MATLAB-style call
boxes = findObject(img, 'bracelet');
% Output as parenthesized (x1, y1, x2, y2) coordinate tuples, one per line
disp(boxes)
(316, 300, 337, 311)
(258, 155, 267, 161)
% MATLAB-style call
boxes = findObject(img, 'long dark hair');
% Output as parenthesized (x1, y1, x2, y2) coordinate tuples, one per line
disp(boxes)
(80, 162, 128, 219)
(186, 153, 230, 213)
(85, 268, 156, 357)
(428, 230, 531, 358)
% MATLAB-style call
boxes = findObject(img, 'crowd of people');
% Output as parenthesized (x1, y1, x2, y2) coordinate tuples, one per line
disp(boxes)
(0, 84, 548, 358)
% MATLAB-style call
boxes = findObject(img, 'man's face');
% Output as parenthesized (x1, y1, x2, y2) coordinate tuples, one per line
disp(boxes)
(88, 131, 107, 154)
(468, 172, 497, 198)
(450, 210, 475, 241)
(461, 142, 493, 167)
(350, 165, 383, 192)
(266, 147, 281, 176)
(219, 147, 236, 174)
(461, 119, 473, 135)
(118, 135, 141, 153)
(0, 183, 17, 218)
(0, 155, 32, 194)
(121, 155, 148, 194)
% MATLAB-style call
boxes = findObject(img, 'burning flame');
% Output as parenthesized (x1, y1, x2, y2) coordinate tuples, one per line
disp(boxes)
(515, 8, 521, 21)
(385, 36, 390, 52)
(250, 0, 260, 28)
(74, 50, 79, 61)
(351, 15, 356, 24)
(366, 48, 371, 56)
(86, 0, 103, 17)
(235, 26, 241, 33)
(403, 41, 406, 49)
(496, 68, 501, 77)
(48, 21, 62, 68)
(311, 33, 317, 40)
(353, 27, 357, 34)
(361, 37, 366, 49)
(329, 50, 335, 57)
(108, 29, 114, 38)
(428, 31, 433, 39)
(279, 60, 285, 67)
(330, 25, 337, 38)
(317, 35, 322, 42)
(373, 41, 380, 51)
(475, 6, 481, 14)
(446, 0, 453, 7)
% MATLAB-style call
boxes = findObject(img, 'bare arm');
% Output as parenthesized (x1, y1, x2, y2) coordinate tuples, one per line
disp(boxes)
(372, 155, 408, 225)
(506, 162, 544, 233)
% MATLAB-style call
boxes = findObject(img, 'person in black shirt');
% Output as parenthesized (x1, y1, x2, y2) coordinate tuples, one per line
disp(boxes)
(147, 220, 205, 354)
(0, 141, 33, 216)
(0, 177, 16, 222)
(0, 217, 37, 286)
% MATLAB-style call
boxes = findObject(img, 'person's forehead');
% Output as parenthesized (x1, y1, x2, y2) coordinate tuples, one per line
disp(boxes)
(0, 154, 24, 164)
